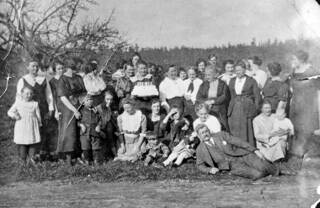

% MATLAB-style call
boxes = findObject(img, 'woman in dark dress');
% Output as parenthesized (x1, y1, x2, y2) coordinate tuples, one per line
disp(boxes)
(228, 60, 261, 147)
(196, 65, 230, 131)
(46, 61, 65, 157)
(56, 59, 86, 164)
(262, 62, 290, 113)
(146, 99, 166, 140)
(289, 50, 320, 156)
(16, 61, 54, 158)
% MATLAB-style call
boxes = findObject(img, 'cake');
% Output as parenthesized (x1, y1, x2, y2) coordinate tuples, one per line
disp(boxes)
(131, 75, 159, 97)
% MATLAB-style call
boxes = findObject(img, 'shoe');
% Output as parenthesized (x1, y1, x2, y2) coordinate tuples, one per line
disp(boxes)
(280, 169, 297, 176)
(171, 163, 179, 168)
(77, 158, 86, 165)
(313, 129, 320, 136)
(29, 157, 37, 167)
(152, 163, 163, 169)
(93, 159, 102, 166)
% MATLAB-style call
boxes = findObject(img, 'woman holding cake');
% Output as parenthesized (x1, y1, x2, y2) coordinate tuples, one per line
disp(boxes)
(131, 61, 159, 115)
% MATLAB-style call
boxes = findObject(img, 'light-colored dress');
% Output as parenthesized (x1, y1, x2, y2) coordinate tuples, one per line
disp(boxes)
(8, 100, 41, 145)
(272, 117, 294, 142)
(116, 110, 147, 161)
(253, 114, 291, 162)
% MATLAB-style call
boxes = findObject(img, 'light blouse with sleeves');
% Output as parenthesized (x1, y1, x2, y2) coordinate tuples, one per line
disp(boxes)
(159, 77, 185, 102)
(253, 114, 276, 143)
(83, 72, 106, 95)
(182, 78, 203, 104)
(117, 110, 147, 137)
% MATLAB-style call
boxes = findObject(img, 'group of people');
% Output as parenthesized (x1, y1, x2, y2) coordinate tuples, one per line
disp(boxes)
(7, 50, 320, 180)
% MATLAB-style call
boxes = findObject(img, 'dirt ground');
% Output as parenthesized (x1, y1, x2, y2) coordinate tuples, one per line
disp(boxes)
(1, 169, 320, 208)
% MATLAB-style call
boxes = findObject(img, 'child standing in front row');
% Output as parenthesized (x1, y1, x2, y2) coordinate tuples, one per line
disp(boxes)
(78, 95, 105, 165)
(8, 87, 42, 165)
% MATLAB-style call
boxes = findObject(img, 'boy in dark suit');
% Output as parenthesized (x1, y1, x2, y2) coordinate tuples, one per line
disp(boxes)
(78, 95, 105, 165)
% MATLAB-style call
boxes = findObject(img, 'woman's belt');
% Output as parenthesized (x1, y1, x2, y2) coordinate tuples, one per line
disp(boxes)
(123, 130, 140, 134)
(234, 95, 253, 102)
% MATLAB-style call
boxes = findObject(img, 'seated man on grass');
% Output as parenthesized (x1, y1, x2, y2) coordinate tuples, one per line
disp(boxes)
(195, 124, 279, 180)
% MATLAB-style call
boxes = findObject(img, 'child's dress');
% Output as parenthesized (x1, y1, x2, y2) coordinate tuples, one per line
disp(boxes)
(265, 117, 294, 162)
(271, 117, 294, 143)
(8, 100, 41, 145)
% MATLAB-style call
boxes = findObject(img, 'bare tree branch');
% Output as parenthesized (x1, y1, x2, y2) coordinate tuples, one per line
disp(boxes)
(67, 0, 80, 35)
(32, 0, 72, 34)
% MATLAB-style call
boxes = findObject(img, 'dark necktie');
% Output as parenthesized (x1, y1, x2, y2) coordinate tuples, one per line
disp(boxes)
(187, 80, 194, 93)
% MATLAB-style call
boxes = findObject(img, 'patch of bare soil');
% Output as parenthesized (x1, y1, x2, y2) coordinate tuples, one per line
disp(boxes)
(1, 172, 319, 208)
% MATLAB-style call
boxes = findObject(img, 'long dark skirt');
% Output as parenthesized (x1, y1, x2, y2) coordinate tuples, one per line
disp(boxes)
(184, 100, 196, 121)
(56, 104, 79, 153)
(228, 102, 255, 147)
(43, 116, 58, 153)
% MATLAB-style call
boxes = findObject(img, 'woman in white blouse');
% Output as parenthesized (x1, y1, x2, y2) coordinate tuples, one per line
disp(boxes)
(83, 60, 106, 106)
(159, 65, 185, 112)
(183, 67, 203, 120)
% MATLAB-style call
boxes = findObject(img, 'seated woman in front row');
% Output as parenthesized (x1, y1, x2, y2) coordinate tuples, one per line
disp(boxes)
(115, 98, 147, 162)
(193, 103, 221, 134)
(253, 101, 294, 163)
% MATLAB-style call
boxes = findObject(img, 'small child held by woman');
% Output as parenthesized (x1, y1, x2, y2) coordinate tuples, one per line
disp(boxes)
(8, 87, 42, 165)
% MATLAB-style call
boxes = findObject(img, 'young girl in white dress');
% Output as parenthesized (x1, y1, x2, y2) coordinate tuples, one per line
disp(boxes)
(8, 87, 42, 164)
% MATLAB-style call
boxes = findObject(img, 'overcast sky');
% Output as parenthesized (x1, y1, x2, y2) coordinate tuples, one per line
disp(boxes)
(78, 0, 320, 48)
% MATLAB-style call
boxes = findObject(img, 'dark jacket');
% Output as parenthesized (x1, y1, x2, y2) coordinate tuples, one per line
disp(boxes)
(228, 76, 261, 118)
(196, 79, 230, 130)
(79, 106, 102, 138)
(196, 131, 257, 173)
(196, 79, 230, 110)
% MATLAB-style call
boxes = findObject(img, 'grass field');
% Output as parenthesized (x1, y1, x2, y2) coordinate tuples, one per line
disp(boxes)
(1, 79, 320, 207)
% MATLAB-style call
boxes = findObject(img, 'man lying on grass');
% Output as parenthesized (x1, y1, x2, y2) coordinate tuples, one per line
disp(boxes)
(195, 124, 294, 180)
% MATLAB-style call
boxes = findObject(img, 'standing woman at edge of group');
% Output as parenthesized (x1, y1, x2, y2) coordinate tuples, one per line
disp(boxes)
(228, 60, 261, 146)
(16, 60, 54, 159)
(289, 50, 320, 156)
(56, 59, 86, 164)
(262, 62, 289, 113)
